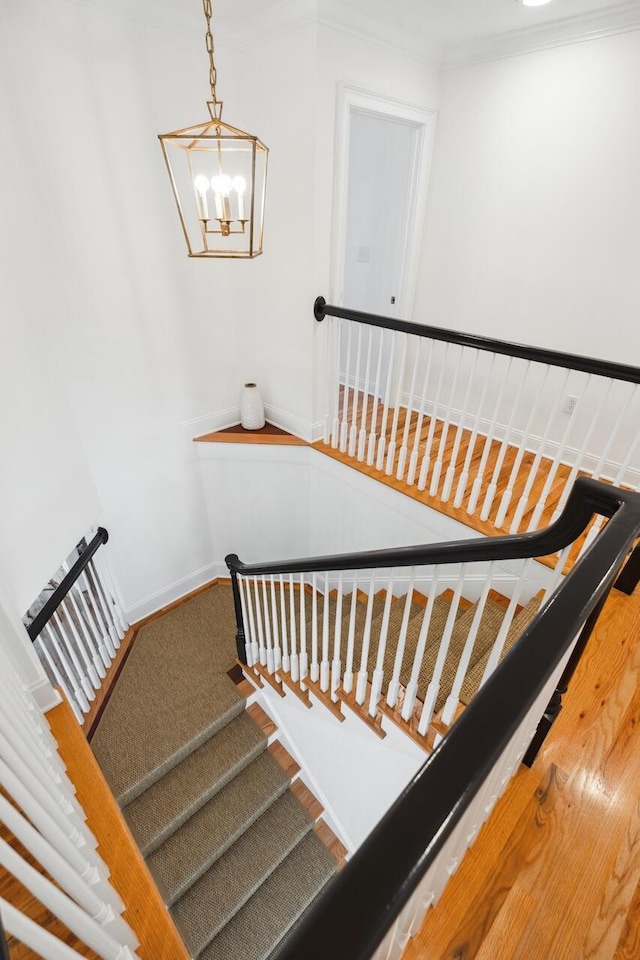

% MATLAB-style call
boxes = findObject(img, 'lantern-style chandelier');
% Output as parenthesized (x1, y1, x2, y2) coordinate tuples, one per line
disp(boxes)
(158, 0, 268, 258)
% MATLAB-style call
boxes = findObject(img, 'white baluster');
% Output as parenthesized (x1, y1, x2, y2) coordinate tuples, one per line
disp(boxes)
(279, 576, 290, 673)
(0, 897, 87, 960)
(72, 580, 112, 670)
(330, 317, 342, 447)
(342, 577, 359, 694)
(92, 550, 128, 638)
(0, 700, 66, 795)
(509, 368, 572, 533)
(467, 355, 515, 514)
(406, 340, 434, 486)
(367, 329, 386, 466)
(454, 353, 496, 508)
(430, 345, 464, 497)
(242, 576, 259, 664)
(310, 574, 319, 682)
(442, 349, 479, 501)
(386, 571, 416, 708)
(78, 570, 115, 661)
(480, 360, 534, 522)
(385, 334, 409, 475)
(237, 576, 254, 666)
(289, 574, 299, 681)
(269, 576, 281, 671)
(531, 376, 607, 531)
(34, 637, 84, 724)
(418, 342, 449, 491)
(331, 573, 344, 701)
(87, 560, 121, 650)
(0, 840, 138, 959)
(253, 578, 266, 666)
(440, 562, 496, 727)
(418, 565, 466, 735)
(0, 757, 104, 879)
(358, 330, 374, 461)
(376, 334, 398, 470)
(64, 581, 106, 682)
(320, 574, 330, 691)
(299, 575, 308, 681)
(340, 321, 353, 452)
(478, 559, 534, 688)
(0, 730, 96, 851)
(261, 578, 274, 673)
(51, 611, 94, 704)
(82, 561, 120, 658)
(402, 571, 441, 722)
(396, 338, 421, 481)
(356, 575, 377, 704)
(349, 326, 363, 457)
(0, 796, 127, 934)
(44, 622, 90, 714)
(60, 598, 100, 691)
(323, 315, 334, 444)
(369, 576, 395, 716)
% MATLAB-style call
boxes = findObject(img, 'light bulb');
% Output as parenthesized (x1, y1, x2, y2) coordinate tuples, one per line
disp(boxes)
(218, 175, 233, 196)
(232, 176, 246, 195)
(194, 174, 210, 195)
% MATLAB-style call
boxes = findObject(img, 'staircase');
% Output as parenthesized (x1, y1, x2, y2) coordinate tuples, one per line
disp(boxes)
(90, 584, 342, 960)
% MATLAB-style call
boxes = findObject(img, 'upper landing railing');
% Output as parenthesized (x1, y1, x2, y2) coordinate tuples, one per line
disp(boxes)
(315, 296, 640, 538)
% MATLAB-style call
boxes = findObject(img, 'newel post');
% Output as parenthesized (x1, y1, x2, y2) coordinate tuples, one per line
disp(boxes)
(225, 554, 247, 664)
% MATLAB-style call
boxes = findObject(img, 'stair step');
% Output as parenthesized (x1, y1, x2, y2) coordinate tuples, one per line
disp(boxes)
(91, 673, 245, 807)
(173, 791, 313, 955)
(148, 751, 292, 905)
(123, 712, 267, 856)
(460, 595, 542, 704)
(199, 831, 336, 960)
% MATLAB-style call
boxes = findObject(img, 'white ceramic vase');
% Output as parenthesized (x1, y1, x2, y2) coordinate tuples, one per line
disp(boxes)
(240, 383, 265, 430)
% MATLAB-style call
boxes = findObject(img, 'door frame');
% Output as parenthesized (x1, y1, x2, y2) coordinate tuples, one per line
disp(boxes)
(330, 82, 437, 319)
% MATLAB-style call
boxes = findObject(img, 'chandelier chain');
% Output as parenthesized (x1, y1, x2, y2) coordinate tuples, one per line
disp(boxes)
(203, 0, 218, 107)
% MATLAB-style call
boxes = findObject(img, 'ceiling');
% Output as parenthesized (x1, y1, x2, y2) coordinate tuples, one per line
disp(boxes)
(214, 0, 639, 47)
(86, 0, 640, 63)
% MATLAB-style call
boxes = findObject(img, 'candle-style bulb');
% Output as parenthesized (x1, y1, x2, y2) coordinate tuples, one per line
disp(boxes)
(232, 176, 247, 221)
(193, 174, 210, 220)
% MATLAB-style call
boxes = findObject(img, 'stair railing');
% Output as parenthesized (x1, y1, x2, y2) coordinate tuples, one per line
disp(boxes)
(315, 296, 640, 535)
(24, 528, 129, 724)
(0, 636, 140, 959)
(228, 478, 638, 744)
(254, 478, 640, 960)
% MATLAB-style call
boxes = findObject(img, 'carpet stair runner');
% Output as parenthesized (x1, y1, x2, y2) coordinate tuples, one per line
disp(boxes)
(90, 584, 341, 960)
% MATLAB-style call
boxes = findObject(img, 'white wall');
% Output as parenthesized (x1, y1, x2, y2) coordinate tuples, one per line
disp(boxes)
(0, 0, 258, 621)
(413, 30, 640, 363)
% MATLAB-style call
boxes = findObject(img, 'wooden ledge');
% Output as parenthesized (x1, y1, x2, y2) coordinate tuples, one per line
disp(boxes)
(195, 422, 307, 446)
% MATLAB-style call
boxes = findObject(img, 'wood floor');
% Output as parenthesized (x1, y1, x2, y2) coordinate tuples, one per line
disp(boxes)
(316, 390, 610, 571)
(404, 581, 640, 960)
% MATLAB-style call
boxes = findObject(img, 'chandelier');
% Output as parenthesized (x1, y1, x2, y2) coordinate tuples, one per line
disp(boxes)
(158, 1, 268, 258)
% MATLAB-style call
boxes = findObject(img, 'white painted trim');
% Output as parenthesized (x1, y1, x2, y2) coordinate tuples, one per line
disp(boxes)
(253, 683, 356, 855)
(195, 440, 311, 466)
(28, 678, 63, 714)
(330, 83, 437, 323)
(263, 403, 313, 443)
(182, 405, 241, 462)
(125, 562, 220, 624)
(444, 1, 640, 69)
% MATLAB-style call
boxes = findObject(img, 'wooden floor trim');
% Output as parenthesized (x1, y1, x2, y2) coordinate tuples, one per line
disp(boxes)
(194, 422, 307, 446)
(83, 625, 139, 739)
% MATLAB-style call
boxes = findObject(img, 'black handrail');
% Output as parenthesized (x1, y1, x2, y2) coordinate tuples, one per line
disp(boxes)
(226, 476, 618, 578)
(26, 528, 109, 642)
(314, 296, 640, 384)
(270, 482, 640, 960)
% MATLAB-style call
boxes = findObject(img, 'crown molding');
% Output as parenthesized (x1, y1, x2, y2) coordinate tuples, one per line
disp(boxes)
(444, 0, 640, 69)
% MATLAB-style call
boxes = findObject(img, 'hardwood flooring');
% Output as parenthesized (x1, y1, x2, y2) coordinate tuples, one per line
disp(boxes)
(403, 583, 640, 960)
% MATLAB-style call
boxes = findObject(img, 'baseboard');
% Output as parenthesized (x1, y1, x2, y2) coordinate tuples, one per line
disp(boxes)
(124, 562, 223, 623)
(182, 405, 241, 461)
(263, 403, 314, 443)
